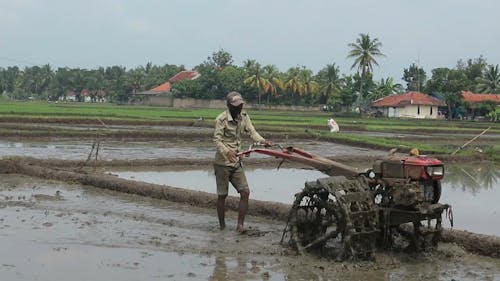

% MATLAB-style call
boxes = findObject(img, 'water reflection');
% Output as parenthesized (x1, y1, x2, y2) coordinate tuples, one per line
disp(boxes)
(112, 168, 326, 204)
(0, 139, 388, 161)
(444, 163, 500, 193)
(209, 255, 229, 281)
(112, 163, 500, 236)
(440, 163, 500, 236)
(208, 254, 280, 281)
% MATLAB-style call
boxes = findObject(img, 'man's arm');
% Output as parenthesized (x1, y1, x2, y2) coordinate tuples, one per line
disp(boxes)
(243, 114, 266, 144)
(214, 117, 238, 162)
(214, 117, 230, 155)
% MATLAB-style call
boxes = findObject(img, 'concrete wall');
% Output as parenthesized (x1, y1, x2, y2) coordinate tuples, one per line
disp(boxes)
(400, 104, 439, 119)
(380, 105, 439, 119)
(134, 96, 321, 111)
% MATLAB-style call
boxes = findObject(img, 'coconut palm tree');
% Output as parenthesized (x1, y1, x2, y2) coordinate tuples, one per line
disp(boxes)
(347, 33, 385, 108)
(299, 68, 319, 98)
(262, 64, 284, 104)
(367, 77, 402, 102)
(317, 63, 342, 104)
(284, 67, 304, 99)
(243, 61, 270, 107)
(475, 64, 500, 93)
(242, 59, 258, 74)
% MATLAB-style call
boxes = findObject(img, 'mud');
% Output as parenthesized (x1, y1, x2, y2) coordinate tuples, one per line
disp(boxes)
(0, 138, 390, 161)
(1, 118, 499, 280)
(1, 158, 499, 261)
(1, 174, 499, 281)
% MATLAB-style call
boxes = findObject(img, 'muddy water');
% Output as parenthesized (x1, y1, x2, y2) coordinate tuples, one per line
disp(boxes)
(0, 140, 387, 160)
(112, 163, 500, 236)
(1, 174, 499, 281)
(112, 167, 325, 204)
(0, 175, 285, 280)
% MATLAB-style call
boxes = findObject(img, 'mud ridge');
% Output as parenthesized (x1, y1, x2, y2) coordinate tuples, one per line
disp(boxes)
(0, 159, 290, 221)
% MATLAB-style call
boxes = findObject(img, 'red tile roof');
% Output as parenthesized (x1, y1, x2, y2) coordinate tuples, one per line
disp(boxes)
(150, 82, 171, 93)
(461, 91, 500, 104)
(371, 91, 445, 107)
(168, 70, 200, 83)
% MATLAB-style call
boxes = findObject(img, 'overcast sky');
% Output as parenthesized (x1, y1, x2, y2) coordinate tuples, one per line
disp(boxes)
(1, 0, 499, 84)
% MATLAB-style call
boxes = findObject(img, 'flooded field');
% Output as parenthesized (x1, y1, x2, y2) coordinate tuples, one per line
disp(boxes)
(0, 139, 387, 160)
(111, 162, 500, 236)
(1, 128, 499, 280)
(1, 175, 499, 281)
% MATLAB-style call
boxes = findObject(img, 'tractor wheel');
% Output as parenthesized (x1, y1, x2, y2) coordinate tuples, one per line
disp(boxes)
(281, 176, 379, 260)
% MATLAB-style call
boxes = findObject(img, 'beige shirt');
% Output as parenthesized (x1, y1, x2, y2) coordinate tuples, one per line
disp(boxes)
(213, 109, 265, 166)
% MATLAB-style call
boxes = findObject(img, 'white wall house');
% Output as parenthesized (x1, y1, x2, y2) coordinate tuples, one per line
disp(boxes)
(371, 92, 445, 119)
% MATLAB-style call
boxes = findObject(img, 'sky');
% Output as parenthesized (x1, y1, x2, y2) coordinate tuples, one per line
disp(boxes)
(1, 0, 499, 84)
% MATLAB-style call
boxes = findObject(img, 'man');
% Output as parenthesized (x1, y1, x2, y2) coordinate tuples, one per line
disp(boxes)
(327, 117, 339, 132)
(213, 91, 272, 233)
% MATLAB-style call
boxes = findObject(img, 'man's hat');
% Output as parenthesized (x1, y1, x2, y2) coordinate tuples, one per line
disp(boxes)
(226, 91, 245, 106)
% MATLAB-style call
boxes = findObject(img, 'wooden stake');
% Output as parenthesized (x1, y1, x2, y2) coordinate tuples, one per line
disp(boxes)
(451, 127, 491, 155)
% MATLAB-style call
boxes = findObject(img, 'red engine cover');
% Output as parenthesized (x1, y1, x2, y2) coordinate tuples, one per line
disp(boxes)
(386, 155, 444, 180)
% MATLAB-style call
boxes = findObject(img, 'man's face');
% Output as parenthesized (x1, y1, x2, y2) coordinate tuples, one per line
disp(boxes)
(228, 103, 243, 116)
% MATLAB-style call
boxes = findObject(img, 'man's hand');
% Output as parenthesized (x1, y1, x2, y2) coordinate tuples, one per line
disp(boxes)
(263, 140, 273, 147)
(226, 150, 238, 163)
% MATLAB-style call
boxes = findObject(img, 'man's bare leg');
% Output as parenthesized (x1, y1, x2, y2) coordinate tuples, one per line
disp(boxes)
(237, 189, 249, 233)
(217, 195, 227, 230)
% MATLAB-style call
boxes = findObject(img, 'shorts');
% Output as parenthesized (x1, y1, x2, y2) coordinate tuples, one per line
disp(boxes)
(213, 164, 249, 196)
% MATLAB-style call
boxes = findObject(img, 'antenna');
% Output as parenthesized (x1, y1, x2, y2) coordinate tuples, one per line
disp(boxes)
(416, 52, 421, 92)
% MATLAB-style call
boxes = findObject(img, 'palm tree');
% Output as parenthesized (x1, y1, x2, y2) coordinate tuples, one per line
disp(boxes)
(347, 33, 385, 108)
(19, 65, 53, 98)
(299, 68, 319, 98)
(284, 67, 304, 98)
(242, 59, 258, 74)
(262, 64, 284, 104)
(475, 64, 500, 93)
(243, 61, 270, 107)
(367, 77, 402, 102)
(317, 63, 342, 104)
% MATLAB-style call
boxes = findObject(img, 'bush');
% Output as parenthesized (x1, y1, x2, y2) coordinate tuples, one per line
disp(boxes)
(485, 145, 500, 162)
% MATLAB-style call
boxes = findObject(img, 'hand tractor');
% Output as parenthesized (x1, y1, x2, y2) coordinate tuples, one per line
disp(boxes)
(238, 145, 452, 260)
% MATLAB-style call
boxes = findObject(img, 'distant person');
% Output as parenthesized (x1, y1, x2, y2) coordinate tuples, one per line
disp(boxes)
(213, 91, 272, 233)
(327, 118, 339, 132)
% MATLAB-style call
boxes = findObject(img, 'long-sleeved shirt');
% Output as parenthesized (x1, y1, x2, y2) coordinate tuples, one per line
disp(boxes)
(213, 109, 265, 166)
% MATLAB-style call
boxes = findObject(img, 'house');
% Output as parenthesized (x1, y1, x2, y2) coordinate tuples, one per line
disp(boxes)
(150, 82, 171, 93)
(168, 70, 200, 83)
(461, 91, 500, 120)
(370, 91, 445, 119)
(60, 91, 77, 102)
(461, 91, 500, 104)
(81, 89, 92, 102)
(131, 70, 200, 104)
(59, 89, 107, 103)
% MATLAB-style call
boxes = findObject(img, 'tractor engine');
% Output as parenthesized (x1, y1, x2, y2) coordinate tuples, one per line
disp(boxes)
(370, 155, 444, 207)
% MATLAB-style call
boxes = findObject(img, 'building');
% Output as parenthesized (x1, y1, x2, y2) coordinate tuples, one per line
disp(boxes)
(168, 70, 200, 83)
(59, 89, 107, 103)
(370, 91, 445, 119)
(131, 70, 200, 104)
(461, 91, 500, 104)
(461, 91, 500, 120)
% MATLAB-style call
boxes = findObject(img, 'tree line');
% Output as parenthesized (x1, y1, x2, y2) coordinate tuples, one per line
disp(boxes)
(1, 34, 499, 116)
